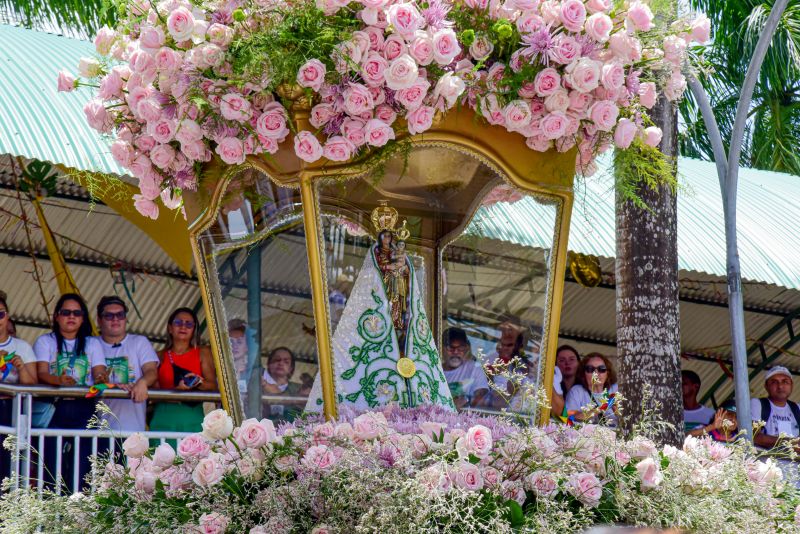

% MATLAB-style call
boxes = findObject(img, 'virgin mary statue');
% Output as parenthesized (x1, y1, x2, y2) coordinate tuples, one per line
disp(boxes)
(305, 203, 454, 412)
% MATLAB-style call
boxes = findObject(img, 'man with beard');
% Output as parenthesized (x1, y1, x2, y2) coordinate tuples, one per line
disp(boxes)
(442, 328, 488, 410)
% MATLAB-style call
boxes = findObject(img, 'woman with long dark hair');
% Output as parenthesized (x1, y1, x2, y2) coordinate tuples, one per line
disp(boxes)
(565, 353, 619, 425)
(149, 307, 216, 435)
(33, 293, 107, 490)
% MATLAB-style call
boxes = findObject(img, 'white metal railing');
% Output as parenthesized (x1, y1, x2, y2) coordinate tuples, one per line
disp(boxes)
(0, 384, 225, 495)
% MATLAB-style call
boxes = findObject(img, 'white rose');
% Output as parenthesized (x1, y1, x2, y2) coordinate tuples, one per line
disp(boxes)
(122, 433, 149, 458)
(78, 57, 102, 78)
(202, 409, 234, 440)
(433, 73, 465, 108)
(152, 443, 176, 468)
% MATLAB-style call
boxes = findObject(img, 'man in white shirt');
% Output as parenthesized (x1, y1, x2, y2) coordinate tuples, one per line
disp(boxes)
(682, 370, 715, 434)
(93, 296, 159, 432)
(752, 366, 800, 450)
(442, 328, 488, 409)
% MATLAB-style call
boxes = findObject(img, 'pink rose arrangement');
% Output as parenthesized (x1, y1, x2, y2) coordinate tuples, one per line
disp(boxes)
(59, 0, 709, 219)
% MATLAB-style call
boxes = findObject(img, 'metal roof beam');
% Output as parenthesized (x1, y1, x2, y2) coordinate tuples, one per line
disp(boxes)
(0, 180, 102, 206)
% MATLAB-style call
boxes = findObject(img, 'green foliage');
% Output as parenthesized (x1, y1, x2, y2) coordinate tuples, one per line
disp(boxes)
(614, 139, 677, 210)
(228, 4, 362, 91)
(0, 0, 117, 38)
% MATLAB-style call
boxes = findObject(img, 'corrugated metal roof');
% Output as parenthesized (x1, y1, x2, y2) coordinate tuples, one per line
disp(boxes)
(0, 24, 124, 176)
(571, 156, 800, 289)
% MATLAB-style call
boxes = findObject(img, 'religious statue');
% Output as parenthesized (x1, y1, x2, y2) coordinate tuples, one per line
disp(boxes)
(305, 202, 454, 412)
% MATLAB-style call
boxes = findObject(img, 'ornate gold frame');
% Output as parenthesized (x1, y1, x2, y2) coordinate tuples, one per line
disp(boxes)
(185, 107, 575, 425)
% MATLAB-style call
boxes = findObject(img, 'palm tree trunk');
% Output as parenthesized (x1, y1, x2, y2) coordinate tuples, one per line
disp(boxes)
(615, 92, 683, 446)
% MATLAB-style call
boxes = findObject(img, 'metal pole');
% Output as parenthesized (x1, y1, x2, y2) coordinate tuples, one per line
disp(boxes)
(246, 245, 263, 419)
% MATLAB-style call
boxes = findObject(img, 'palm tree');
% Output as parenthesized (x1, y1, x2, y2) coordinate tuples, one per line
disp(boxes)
(0, 0, 114, 38)
(680, 0, 800, 176)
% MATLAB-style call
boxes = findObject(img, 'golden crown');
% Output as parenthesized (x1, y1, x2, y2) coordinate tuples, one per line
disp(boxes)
(371, 201, 410, 241)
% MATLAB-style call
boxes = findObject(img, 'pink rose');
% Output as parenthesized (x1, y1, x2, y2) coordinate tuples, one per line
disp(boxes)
(416, 465, 452, 494)
(342, 83, 375, 115)
(256, 103, 290, 141)
(690, 14, 711, 44)
(526, 470, 558, 498)
(406, 105, 435, 135)
(638, 81, 657, 109)
(626, 1, 654, 32)
(215, 137, 246, 165)
(57, 70, 76, 92)
(518, 82, 538, 99)
(548, 34, 581, 65)
(384, 55, 419, 90)
(503, 100, 532, 133)
(207, 23, 234, 47)
(236, 418, 270, 449)
(310, 103, 336, 129)
(152, 443, 176, 468)
(566, 58, 601, 93)
(150, 143, 176, 169)
(148, 119, 176, 144)
(432, 29, 460, 66)
(297, 59, 327, 91)
(387, 2, 423, 38)
(133, 194, 159, 220)
(301, 445, 337, 470)
(516, 11, 545, 33)
(294, 130, 323, 163)
(540, 111, 569, 139)
(364, 25, 385, 51)
(409, 31, 434, 66)
(110, 140, 134, 168)
(642, 126, 662, 147)
(138, 173, 161, 202)
(568, 90, 593, 114)
(664, 69, 686, 101)
(395, 77, 430, 111)
(383, 35, 407, 61)
(462, 425, 493, 459)
(585, 12, 612, 42)
(353, 412, 388, 440)
(155, 47, 182, 72)
(220, 92, 252, 122)
(419, 421, 447, 440)
(134, 468, 157, 494)
(175, 119, 203, 144)
(361, 52, 388, 87)
(560, 0, 587, 32)
(526, 135, 552, 152)
(167, 7, 195, 42)
(137, 98, 161, 123)
(192, 455, 225, 487)
(122, 433, 149, 458)
(323, 136, 356, 162)
(181, 139, 208, 161)
(480, 94, 505, 125)
(433, 73, 465, 108)
(586, 0, 611, 13)
(635, 457, 663, 490)
(452, 460, 483, 491)
(601, 62, 625, 91)
(663, 35, 687, 67)
(608, 32, 642, 64)
(364, 119, 395, 147)
(341, 118, 367, 147)
(334, 422, 355, 440)
(533, 68, 561, 97)
(94, 26, 117, 55)
(199, 512, 229, 534)
(544, 89, 570, 112)
(588, 100, 619, 132)
(98, 70, 123, 100)
(469, 35, 494, 61)
(84, 99, 111, 133)
(567, 472, 603, 507)
(139, 25, 165, 50)
(129, 154, 153, 180)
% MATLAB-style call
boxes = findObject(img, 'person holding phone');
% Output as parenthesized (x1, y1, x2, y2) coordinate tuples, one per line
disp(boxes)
(149, 308, 217, 435)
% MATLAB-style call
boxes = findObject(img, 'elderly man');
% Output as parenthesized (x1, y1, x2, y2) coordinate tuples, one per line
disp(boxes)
(752, 366, 800, 449)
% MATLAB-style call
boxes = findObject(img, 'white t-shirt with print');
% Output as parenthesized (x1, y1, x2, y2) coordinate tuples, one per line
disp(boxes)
(94, 335, 159, 432)
(0, 336, 36, 384)
(33, 333, 105, 386)
(751, 398, 800, 438)
(444, 360, 489, 401)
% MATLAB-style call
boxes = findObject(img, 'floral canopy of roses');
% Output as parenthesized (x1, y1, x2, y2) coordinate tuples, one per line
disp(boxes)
(58, 0, 710, 219)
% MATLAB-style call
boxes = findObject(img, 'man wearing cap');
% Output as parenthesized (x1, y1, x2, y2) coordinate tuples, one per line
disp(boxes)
(93, 296, 159, 432)
(751, 366, 800, 449)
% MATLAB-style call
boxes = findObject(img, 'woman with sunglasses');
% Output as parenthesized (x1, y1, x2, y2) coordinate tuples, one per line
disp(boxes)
(149, 308, 217, 435)
(33, 293, 107, 490)
(0, 292, 38, 480)
(565, 353, 619, 425)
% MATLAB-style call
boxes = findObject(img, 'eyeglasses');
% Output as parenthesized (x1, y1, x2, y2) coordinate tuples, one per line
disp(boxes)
(446, 344, 468, 354)
(101, 311, 127, 321)
(171, 319, 195, 329)
(58, 309, 84, 318)
(584, 365, 607, 374)
(0, 311, 6, 320)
